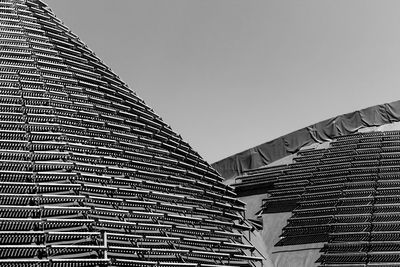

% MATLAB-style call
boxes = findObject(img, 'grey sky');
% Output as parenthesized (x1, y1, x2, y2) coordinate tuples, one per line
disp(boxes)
(47, 0, 400, 163)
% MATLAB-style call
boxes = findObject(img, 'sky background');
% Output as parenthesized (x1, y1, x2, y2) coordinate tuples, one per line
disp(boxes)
(47, 0, 400, 163)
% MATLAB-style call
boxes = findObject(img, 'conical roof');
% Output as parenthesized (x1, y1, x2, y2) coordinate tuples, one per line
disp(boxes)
(0, 1, 264, 266)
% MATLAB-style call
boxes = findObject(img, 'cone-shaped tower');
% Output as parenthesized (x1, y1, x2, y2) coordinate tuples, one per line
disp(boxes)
(0, 1, 265, 266)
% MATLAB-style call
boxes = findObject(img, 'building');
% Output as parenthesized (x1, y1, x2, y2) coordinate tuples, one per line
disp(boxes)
(0, 1, 267, 266)
(213, 100, 400, 266)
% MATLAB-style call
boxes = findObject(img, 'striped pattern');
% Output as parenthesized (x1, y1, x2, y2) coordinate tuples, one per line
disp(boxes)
(236, 130, 400, 266)
(0, 0, 263, 266)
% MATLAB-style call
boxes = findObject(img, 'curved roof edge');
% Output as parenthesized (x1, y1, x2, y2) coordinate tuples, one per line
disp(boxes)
(212, 100, 400, 179)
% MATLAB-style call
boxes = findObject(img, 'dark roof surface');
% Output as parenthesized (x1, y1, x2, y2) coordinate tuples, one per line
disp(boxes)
(212, 100, 400, 179)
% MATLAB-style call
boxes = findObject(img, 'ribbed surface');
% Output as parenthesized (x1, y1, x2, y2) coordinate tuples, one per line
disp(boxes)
(0, 0, 263, 266)
(236, 130, 400, 266)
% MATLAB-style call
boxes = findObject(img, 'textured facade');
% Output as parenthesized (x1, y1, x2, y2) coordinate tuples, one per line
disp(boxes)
(0, 1, 265, 266)
(218, 121, 400, 265)
(231, 130, 400, 266)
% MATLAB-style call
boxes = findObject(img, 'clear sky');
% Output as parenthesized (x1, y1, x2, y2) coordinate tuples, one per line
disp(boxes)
(47, 0, 400, 163)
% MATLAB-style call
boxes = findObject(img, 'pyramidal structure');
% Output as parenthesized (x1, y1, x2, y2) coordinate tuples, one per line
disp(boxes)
(0, 1, 266, 266)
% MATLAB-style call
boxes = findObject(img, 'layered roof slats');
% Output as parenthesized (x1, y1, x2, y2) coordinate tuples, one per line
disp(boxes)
(0, 0, 264, 266)
(235, 130, 400, 266)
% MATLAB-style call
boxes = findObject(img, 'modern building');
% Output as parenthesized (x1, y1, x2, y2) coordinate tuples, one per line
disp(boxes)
(0, 1, 268, 266)
(213, 100, 400, 267)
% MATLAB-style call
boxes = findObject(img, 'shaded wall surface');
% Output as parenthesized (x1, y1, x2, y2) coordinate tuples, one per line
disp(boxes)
(0, 1, 266, 266)
(212, 101, 400, 179)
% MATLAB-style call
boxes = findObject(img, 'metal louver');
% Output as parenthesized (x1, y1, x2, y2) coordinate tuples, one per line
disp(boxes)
(0, 0, 264, 266)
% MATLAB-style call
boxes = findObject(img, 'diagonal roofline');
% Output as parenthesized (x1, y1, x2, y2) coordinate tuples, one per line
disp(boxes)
(212, 99, 400, 179)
